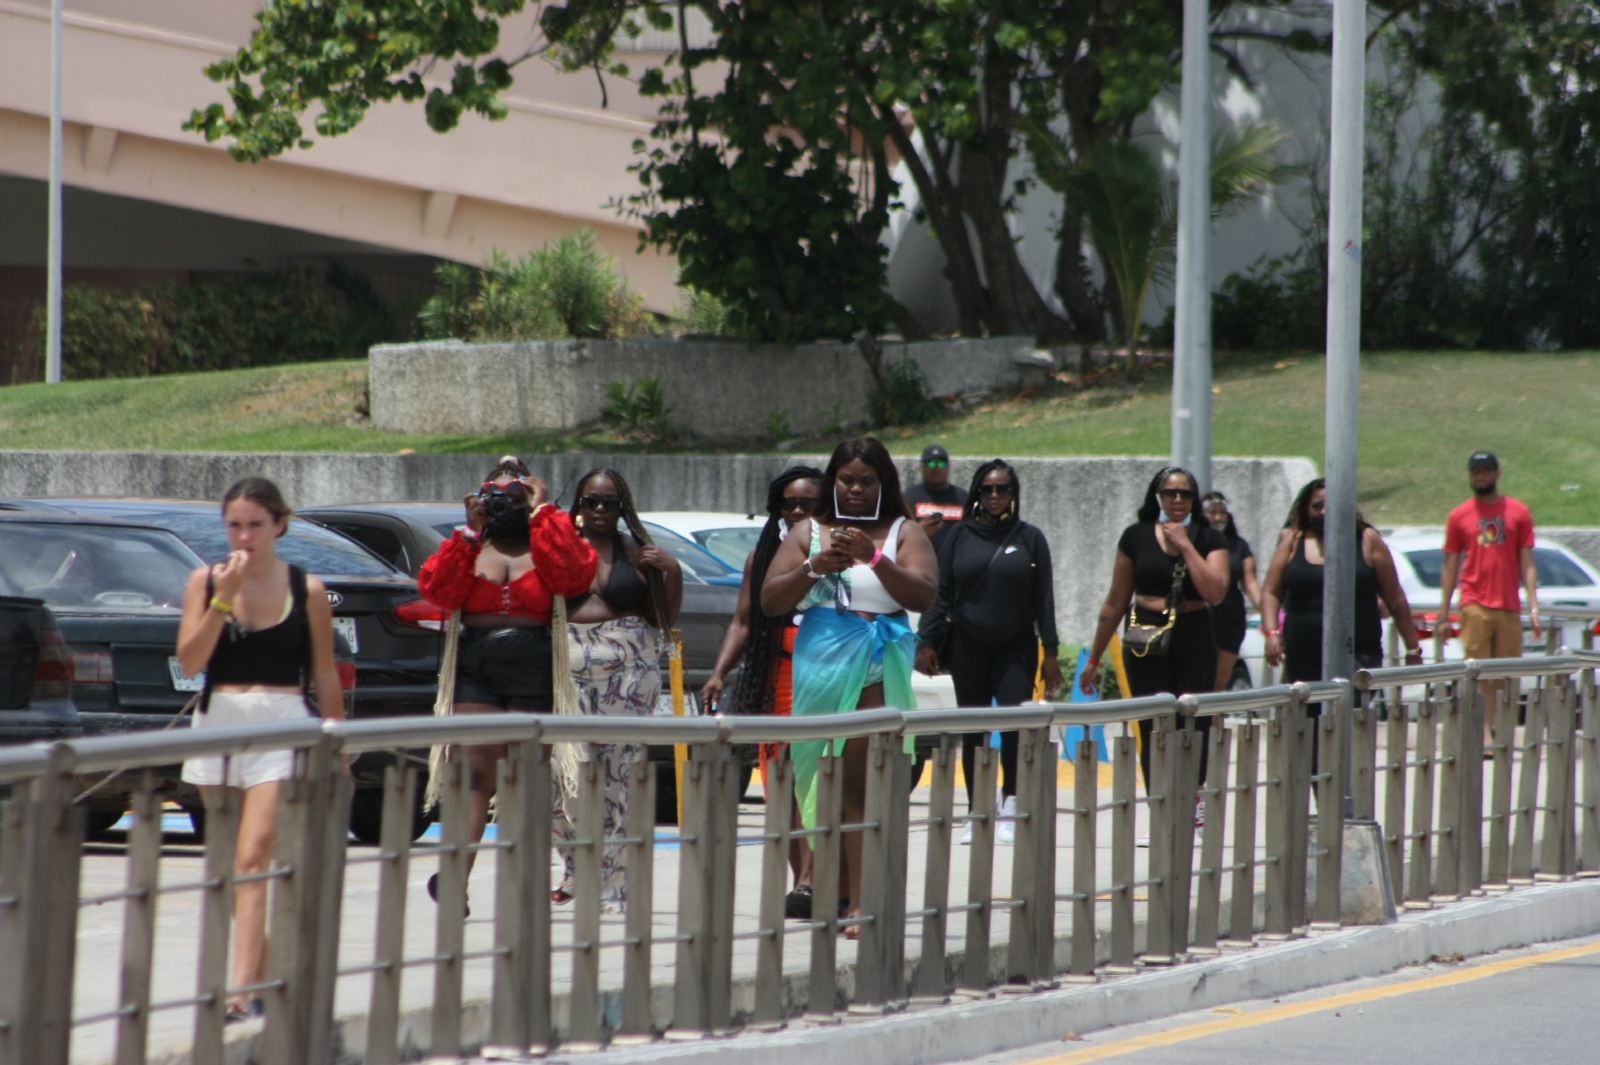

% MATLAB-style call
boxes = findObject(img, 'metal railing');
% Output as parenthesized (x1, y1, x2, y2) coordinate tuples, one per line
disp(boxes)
(0, 658, 1595, 1064)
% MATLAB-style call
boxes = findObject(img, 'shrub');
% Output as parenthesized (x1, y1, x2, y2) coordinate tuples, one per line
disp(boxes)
(674, 286, 742, 338)
(871, 358, 940, 427)
(417, 229, 650, 342)
(601, 377, 671, 433)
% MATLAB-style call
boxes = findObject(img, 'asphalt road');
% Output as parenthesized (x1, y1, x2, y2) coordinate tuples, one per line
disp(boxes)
(958, 932, 1600, 1065)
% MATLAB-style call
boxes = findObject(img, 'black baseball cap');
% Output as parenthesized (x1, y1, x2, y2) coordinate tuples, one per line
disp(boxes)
(921, 445, 950, 464)
(1468, 451, 1499, 471)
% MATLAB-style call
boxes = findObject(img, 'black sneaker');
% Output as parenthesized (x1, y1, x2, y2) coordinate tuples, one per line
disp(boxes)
(427, 872, 470, 918)
(785, 886, 813, 920)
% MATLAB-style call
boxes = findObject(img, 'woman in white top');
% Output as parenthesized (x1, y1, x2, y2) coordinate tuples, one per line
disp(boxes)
(762, 437, 937, 931)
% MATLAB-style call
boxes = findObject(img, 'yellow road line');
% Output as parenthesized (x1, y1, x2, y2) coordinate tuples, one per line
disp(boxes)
(1027, 938, 1600, 1065)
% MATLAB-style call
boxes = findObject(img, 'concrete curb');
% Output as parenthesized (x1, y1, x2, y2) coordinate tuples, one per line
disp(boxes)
(523, 881, 1600, 1065)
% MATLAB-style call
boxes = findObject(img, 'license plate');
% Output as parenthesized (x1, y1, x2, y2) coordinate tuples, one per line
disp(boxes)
(168, 657, 205, 692)
(332, 617, 359, 654)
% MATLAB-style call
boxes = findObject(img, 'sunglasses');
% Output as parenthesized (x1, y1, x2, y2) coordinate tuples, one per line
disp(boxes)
(480, 480, 526, 494)
(780, 496, 819, 514)
(976, 483, 1015, 497)
(924, 459, 949, 469)
(578, 494, 623, 511)
(1158, 488, 1197, 501)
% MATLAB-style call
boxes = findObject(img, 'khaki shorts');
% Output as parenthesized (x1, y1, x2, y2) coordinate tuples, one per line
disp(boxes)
(1460, 603, 1522, 661)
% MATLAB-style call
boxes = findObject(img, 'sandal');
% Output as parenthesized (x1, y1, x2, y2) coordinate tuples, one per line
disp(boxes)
(785, 885, 813, 920)
(426, 873, 470, 918)
(224, 998, 263, 1024)
(552, 888, 574, 905)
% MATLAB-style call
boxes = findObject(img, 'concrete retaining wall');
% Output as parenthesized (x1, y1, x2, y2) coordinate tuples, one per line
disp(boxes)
(368, 336, 1052, 441)
(0, 449, 1316, 643)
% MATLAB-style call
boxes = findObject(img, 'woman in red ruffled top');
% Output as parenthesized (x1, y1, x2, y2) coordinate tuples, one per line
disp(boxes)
(417, 455, 596, 909)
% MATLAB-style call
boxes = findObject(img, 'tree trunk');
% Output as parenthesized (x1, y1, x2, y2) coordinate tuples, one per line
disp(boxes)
(1054, 203, 1107, 341)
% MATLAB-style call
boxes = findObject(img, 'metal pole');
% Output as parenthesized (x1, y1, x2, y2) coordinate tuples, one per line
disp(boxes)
(1322, 0, 1365, 690)
(1173, 0, 1212, 489)
(46, 0, 64, 384)
(1171, 0, 1203, 479)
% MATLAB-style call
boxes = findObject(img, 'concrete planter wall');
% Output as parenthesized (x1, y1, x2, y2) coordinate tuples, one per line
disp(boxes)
(369, 336, 1053, 441)
(0, 449, 1316, 642)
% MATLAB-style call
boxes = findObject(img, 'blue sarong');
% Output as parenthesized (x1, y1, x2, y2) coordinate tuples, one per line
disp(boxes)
(789, 606, 916, 828)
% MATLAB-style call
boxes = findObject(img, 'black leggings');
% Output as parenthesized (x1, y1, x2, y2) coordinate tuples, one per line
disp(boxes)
(1122, 606, 1216, 793)
(950, 629, 1039, 803)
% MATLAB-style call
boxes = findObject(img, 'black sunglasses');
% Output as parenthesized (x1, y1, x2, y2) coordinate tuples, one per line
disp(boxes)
(1158, 488, 1197, 501)
(578, 494, 623, 511)
(780, 496, 819, 513)
(976, 483, 1015, 497)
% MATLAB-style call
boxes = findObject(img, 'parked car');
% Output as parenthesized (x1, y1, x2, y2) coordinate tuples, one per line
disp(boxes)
(640, 511, 768, 571)
(296, 501, 747, 818)
(0, 499, 436, 841)
(0, 594, 82, 748)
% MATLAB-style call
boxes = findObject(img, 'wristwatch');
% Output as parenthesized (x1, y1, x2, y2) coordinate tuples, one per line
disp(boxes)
(802, 558, 823, 580)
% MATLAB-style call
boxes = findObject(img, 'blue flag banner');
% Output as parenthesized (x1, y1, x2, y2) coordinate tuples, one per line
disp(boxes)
(1062, 647, 1110, 762)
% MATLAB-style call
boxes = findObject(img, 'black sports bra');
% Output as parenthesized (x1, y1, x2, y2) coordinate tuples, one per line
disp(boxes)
(569, 536, 649, 614)
(205, 564, 312, 691)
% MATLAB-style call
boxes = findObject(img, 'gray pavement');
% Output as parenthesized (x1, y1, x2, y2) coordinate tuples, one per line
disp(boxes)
(962, 932, 1600, 1065)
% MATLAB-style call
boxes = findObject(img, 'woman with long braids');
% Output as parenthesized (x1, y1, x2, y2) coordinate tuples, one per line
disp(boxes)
(762, 438, 937, 933)
(1081, 467, 1230, 830)
(417, 456, 597, 911)
(1201, 490, 1263, 692)
(916, 459, 1063, 845)
(562, 469, 683, 910)
(700, 465, 824, 912)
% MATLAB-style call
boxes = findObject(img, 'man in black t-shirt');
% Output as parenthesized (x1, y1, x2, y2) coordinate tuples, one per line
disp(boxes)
(904, 444, 968, 556)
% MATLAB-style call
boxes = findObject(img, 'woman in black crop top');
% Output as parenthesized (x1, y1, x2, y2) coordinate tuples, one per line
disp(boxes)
(559, 469, 683, 910)
(1082, 468, 1230, 820)
(175, 477, 343, 1023)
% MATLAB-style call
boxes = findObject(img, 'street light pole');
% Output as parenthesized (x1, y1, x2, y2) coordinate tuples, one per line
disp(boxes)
(1324, 0, 1366, 808)
(1172, 0, 1212, 489)
(46, 0, 64, 384)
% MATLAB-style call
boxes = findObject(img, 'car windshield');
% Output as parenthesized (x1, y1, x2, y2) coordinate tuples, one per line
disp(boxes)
(0, 524, 200, 612)
(1406, 546, 1593, 590)
(695, 527, 764, 568)
(121, 511, 399, 577)
(640, 523, 740, 581)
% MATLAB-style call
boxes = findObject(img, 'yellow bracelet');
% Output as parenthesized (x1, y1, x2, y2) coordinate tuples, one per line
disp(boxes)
(209, 596, 234, 614)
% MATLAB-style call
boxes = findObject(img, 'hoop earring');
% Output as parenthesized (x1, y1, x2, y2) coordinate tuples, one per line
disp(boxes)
(575, 514, 585, 529)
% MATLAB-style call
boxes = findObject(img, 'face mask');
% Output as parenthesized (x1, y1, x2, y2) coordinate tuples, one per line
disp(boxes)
(834, 484, 881, 522)
(488, 507, 530, 539)
(1307, 514, 1326, 536)
(1159, 508, 1193, 527)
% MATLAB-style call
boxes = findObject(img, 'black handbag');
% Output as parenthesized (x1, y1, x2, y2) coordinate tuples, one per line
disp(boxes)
(1123, 560, 1186, 658)
(928, 522, 1023, 664)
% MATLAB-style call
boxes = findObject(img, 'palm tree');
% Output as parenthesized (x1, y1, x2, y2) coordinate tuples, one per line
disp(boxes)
(1032, 120, 1294, 375)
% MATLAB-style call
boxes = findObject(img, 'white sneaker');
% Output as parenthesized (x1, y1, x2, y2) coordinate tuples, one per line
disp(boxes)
(959, 818, 973, 845)
(1194, 795, 1207, 831)
(996, 795, 1017, 845)
(1136, 834, 1151, 848)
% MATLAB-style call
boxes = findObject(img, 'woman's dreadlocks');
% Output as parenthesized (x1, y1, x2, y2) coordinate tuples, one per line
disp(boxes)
(568, 469, 672, 634)
(729, 466, 824, 715)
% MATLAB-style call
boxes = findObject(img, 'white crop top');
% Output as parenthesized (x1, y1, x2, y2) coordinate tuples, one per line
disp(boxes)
(836, 516, 905, 614)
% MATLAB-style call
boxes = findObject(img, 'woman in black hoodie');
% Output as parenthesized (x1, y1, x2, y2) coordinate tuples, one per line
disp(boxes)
(916, 459, 1062, 843)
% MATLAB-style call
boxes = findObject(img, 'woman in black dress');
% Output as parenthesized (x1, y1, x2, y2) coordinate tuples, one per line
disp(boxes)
(1259, 478, 1422, 683)
(1202, 491, 1263, 691)
(1081, 468, 1231, 817)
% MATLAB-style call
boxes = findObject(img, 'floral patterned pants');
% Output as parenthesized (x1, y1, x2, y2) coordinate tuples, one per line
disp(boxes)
(553, 617, 661, 909)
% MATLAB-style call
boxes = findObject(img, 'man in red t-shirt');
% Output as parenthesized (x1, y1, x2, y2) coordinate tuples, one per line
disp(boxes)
(1440, 451, 1539, 744)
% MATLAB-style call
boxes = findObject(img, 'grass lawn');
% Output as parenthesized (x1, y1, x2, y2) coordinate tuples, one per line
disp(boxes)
(0, 352, 1596, 526)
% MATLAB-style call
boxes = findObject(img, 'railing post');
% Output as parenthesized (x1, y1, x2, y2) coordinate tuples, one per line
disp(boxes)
(960, 745, 997, 994)
(618, 760, 657, 1042)
(804, 753, 843, 1022)
(114, 771, 161, 1065)
(853, 731, 902, 1012)
(1170, 721, 1202, 956)
(1538, 673, 1578, 880)
(1193, 721, 1232, 952)
(1406, 692, 1438, 907)
(1485, 684, 1515, 890)
(752, 756, 792, 1028)
(912, 740, 956, 1001)
(1067, 736, 1099, 979)
(1313, 690, 1346, 927)
(369, 760, 416, 1065)
(1225, 721, 1260, 947)
(1580, 666, 1600, 876)
(191, 775, 239, 1065)
(671, 747, 713, 1037)
(1263, 713, 1293, 939)
(1351, 698, 1376, 822)
(0, 787, 30, 1065)
(566, 757, 605, 1051)
(1006, 726, 1056, 990)
(1107, 730, 1137, 971)
(1434, 681, 1464, 902)
(1382, 691, 1409, 905)
(1143, 717, 1178, 963)
(308, 747, 352, 1065)
(1510, 678, 1547, 884)
(1459, 667, 1485, 896)
(13, 745, 83, 1065)
(1287, 694, 1313, 932)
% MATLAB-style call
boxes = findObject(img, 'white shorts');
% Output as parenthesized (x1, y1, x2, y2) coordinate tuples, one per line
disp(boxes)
(180, 692, 312, 789)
